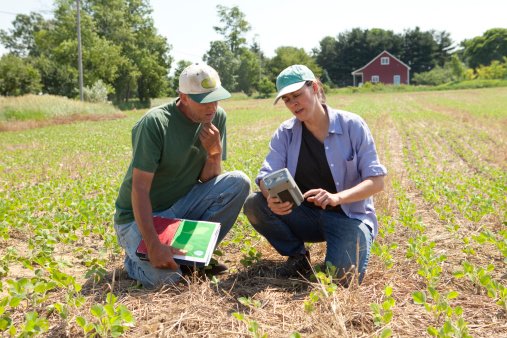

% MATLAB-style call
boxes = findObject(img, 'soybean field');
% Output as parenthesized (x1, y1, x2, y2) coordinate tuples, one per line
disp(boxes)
(0, 87, 506, 337)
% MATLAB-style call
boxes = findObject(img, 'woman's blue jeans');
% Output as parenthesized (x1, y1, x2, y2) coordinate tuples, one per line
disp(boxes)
(243, 192, 373, 284)
(114, 170, 250, 288)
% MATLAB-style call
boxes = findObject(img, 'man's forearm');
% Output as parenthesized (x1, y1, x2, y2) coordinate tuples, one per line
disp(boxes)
(132, 186, 159, 249)
(199, 153, 222, 182)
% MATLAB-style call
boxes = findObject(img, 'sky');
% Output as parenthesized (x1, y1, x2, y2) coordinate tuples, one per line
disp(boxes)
(1, 0, 506, 67)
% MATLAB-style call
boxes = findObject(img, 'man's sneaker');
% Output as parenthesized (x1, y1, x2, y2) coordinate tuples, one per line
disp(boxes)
(275, 251, 311, 278)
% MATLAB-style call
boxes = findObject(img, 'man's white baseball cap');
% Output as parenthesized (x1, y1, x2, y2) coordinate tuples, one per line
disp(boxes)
(178, 63, 231, 103)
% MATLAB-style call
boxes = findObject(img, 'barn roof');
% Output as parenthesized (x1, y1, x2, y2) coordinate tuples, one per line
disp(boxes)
(351, 50, 411, 75)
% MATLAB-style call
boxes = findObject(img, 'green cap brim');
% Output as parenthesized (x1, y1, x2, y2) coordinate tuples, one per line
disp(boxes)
(273, 81, 307, 104)
(188, 87, 231, 103)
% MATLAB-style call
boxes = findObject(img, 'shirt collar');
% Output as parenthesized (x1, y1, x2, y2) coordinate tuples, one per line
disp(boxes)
(326, 105, 343, 135)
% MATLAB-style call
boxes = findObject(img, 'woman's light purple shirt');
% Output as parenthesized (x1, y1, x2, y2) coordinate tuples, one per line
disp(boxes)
(255, 106, 387, 237)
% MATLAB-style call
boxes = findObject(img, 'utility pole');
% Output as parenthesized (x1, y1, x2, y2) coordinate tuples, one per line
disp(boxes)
(76, 0, 84, 101)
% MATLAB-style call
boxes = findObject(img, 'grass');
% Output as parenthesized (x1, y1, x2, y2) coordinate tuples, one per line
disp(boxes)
(0, 94, 124, 131)
(0, 87, 506, 337)
(331, 79, 507, 95)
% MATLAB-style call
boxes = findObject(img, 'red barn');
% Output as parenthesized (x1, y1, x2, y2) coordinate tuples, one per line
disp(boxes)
(351, 50, 410, 86)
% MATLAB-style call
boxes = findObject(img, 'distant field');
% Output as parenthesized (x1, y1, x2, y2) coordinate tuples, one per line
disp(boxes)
(0, 95, 124, 131)
(0, 88, 506, 337)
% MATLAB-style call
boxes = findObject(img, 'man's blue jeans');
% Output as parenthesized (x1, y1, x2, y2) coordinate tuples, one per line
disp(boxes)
(243, 192, 373, 284)
(114, 170, 250, 288)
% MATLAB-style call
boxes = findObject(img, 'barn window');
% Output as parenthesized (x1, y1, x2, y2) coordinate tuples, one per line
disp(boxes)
(381, 57, 390, 65)
(371, 75, 379, 83)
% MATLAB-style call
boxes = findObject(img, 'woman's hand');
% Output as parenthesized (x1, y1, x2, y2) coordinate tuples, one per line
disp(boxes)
(267, 195, 293, 215)
(304, 189, 341, 209)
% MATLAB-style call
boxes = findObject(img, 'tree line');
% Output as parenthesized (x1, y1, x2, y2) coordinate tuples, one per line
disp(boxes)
(1, 0, 506, 101)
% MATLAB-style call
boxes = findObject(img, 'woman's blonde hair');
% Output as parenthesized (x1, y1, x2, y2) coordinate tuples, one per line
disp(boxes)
(305, 79, 326, 104)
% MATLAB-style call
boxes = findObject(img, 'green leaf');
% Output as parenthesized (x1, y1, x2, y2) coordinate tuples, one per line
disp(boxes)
(0, 316, 12, 331)
(446, 291, 459, 299)
(76, 316, 86, 328)
(412, 291, 426, 304)
(442, 320, 453, 333)
(106, 292, 117, 304)
(238, 297, 250, 306)
(454, 306, 463, 316)
(453, 271, 465, 278)
(248, 320, 259, 333)
(110, 324, 125, 337)
(232, 312, 244, 321)
(383, 312, 393, 323)
(381, 328, 393, 338)
(370, 303, 381, 313)
(119, 308, 135, 326)
(428, 287, 438, 299)
(90, 304, 105, 318)
(104, 304, 116, 317)
(210, 276, 219, 285)
(427, 326, 438, 336)
(8, 324, 16, 336)
(9, 297, 22, 308)
(304, 301, 315, 313)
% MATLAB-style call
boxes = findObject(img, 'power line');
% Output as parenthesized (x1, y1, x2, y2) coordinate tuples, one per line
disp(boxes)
(0, 10, 19, 15)
(0, 9, 53, 16)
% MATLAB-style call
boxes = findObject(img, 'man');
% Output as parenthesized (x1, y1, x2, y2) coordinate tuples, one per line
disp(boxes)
(114, 63, 250, 288)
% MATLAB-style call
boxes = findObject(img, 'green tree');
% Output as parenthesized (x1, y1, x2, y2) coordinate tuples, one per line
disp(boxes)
(256, 76, 276, 98)
(33, 55, 78, 97)
(83, 79, 109, 102)
(268, 46, 322, 81)
(412, 53, 471, 85)
(35, 0, 124, 97)
(86, 0, 172, 102)
(203, 40, 239, 92)
(400, 27, 438, 74)
(0, 54, 42, 96)
(315, 27, 450, 86)
(475, 59, 507, 79)
(206, 4, 264, 95)
(213, 5, 250, 55)
(0, 13, 48, 57)
(412, 66, 451, 85)
(432, 30, 453, 67)
(448, 54, 466, 81)
(1, 0, 172, 101)
(316, 28, 402, 87)
(334, 28, 371, 86)
(321, 69, 334, 86)
(462, 28, 507, 68)
(315, 36, 339, 86)
(237, 48, 261, 96)
(365, 28, 403, 56)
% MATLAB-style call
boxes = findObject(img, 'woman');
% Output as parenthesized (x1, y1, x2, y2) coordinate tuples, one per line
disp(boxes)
(243, 65, 387, 286)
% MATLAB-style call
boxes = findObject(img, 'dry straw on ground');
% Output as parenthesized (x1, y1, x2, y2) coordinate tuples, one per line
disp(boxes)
(1, 89, 506, 337)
